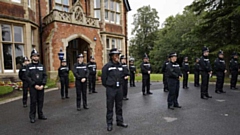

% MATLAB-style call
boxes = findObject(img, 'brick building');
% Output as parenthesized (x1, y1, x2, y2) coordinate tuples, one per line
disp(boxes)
(0, 0, 131, 79)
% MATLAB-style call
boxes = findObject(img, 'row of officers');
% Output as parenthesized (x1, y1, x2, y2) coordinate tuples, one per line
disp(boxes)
(18, 47, 239, 131)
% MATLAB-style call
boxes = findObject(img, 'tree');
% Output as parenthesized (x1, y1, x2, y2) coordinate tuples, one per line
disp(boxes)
(130, 5, 159, 66)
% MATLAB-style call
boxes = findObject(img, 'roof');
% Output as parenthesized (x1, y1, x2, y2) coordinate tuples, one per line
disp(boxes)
(124, 0, 131, 11)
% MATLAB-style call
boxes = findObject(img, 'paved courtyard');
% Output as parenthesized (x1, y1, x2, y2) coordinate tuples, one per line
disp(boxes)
(1, 82, 240, 135)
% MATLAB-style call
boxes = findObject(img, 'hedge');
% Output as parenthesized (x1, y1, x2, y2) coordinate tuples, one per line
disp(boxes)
(0, 86, 13, 96)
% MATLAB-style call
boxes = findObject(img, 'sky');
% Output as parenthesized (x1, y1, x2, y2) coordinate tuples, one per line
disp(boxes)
(127, 0, 194, 38)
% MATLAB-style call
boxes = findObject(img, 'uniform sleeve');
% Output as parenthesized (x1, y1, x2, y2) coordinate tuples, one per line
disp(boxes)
(58, 68, 61, 77)
(73, 64, 81, 79)
(101, 64, 108, 87)
(161, 62, 166, 73)
(18, 68, 23, 81)
(86, 64, 89, 78)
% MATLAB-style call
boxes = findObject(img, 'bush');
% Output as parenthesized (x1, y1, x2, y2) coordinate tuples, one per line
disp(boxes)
(45, 79, 57, 89)
(97, 70, 102, 77)
(69, 70, 75, 82)
(0, 86, 13, 96)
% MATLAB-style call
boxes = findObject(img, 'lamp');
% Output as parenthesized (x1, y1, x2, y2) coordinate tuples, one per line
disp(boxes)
(58, 48, 64, 61)
(93, 37, 97, 41)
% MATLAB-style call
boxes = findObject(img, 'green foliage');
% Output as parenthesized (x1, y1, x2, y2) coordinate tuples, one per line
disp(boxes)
(97, 70, 102, 77)
(46, 79, 56, 89)
(68, 70, 75, 82)
(0, 86, 13, 96)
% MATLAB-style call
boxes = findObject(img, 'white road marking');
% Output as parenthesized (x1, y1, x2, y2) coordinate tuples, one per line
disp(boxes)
(163, 117, 178, 122)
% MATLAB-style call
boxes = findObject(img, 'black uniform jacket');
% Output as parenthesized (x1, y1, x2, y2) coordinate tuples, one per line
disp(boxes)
(87, 62, 97, 75)
(58, 66, 69, 77)
(214, 58, 226, 72)
(194, 62, 200, 72)
(73, 62, 89, 80)
(101, 61, 124, 88)
(182, 62, 190, 72)
(161, 61, 169, 73)
(140, 62, 152, 76)
(19, 65, 28, 81)
(26, 62, 47, 86)
(199, 56, 212, 72)
(229, 58, 239, 72)
(129, 64, 136, 73)
(166, 62, 182, 79)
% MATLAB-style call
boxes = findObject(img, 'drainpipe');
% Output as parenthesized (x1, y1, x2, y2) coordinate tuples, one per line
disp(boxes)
(38, 0, 44, 64)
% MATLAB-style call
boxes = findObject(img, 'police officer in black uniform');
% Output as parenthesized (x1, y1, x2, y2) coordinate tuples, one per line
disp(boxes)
(161, 57, 170, 92)
(182, 57, 190, 89)
(214, 50, 227, 94)
(101, 48, 128, 131)
(199, 47, 212, 99)
(73, 54, 89, 111)
(120, 55, 130, 100)
(87, 56, 97, 94)
(166, 52, 182, 110)
(140, 54, 152, 95)
(26, 49, 47, 123)
(129, 57, 136, 87)
(18, 56, 30, 107)
(58, 59, 69, 99)
(229, 52, 239, 90)
(194, 58, 200, 87)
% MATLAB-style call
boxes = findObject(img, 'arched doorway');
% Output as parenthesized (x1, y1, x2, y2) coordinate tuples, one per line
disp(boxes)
(66, 38, 92, 71)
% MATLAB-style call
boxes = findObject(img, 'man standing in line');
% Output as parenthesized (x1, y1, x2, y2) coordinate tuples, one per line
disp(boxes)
(182, 57, 190, 89)
(161, 57, 170, 92)
(120, 55, 129, 100)
(229, 52, 239, 90)
(129, 57, 136, 87)
(58, 59, 69, 99)
(140, 54, 152, 95)
(166, 52, 182, 110)
(87, 56, 97, 94)
(214, 50, 227, 94)
(73, 54, 89, 111)
(199, 47, 212, 99)
(194, 58, 200, 87)
(26, 49, 47, 123)
(101, 48, 128, 131)
(19, 56, 30, 107)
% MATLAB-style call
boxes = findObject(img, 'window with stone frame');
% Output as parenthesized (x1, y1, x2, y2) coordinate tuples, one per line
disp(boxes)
(106, 37, 122, 61)
(1, 24, 25, 73)
(105, 0, 121, 24)
(94, 0, 101, 20)
(55, 0, 69, 12)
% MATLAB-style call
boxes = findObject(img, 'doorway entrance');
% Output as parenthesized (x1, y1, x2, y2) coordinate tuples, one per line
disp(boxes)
(66, 38, 92, 71)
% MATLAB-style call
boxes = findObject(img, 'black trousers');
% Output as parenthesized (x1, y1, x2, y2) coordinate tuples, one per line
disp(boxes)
(60, 76, 69, 97)
(29, 87, 44, 119)
(215, 72, 225, 91)
(22, 81, 29, 105)
(183, 71, 188, 88)
(230, 71, 238, 88)
(106, 86, 123, 125)
(200, 72, 210, 96)
(167, 78, 180, 106)
(76, 80, 87, 108)
(194, 71, 200, 86)
(142, 75, 150, 93)
(123, 80, 128, 98)
(130, 72, 135, 86)
(88, 74, 96, 92)
(163, 73, 168, 90)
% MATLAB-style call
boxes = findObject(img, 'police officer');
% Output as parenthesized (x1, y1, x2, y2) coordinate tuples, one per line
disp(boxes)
(182, 57, 190, 89)
(194, 58, 200, 87)
(166, 52, 182, 110)
(140, 54, 152, 95)
(73, 54, 89, 111)
(87, 56, 97, 94)
(199, 47, 212, 99)
(214, 50, 227, 94)
(26, 49, 47, 123)
(161, 57, 170, 92)
(129, 57, 136, 87)
(120, 55, 130, 100)
(58, 59, 69, 99)
(101, 48, 128, 131)
(229, 52, 239, 90)
(18, 56, 30, 107)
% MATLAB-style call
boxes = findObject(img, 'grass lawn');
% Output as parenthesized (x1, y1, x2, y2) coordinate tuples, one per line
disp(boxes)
(135, 74, 238, 84)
